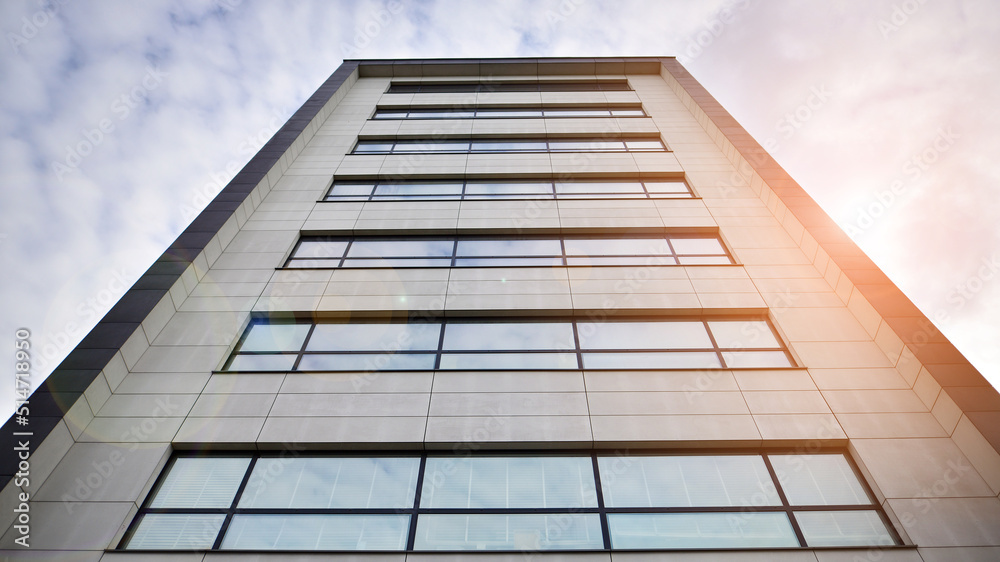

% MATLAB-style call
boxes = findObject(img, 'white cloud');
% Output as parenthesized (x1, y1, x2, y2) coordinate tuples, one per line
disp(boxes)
(1, 0, 998, 422)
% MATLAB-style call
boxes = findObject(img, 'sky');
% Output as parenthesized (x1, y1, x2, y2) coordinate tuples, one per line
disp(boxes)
(1, 0, 998, 420)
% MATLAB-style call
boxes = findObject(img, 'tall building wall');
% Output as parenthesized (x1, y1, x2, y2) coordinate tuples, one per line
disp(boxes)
(2, 57, 999, 560)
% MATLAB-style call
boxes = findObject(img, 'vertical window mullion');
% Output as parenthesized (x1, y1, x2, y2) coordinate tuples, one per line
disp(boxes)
(592, 453, 612, 550)
(663, 237, 680, 265)
(406, 455, 427, 551)
(291, 323, 317, 371)
(762, 454, 808, 547)
(211, 455, 257, 550)
(434, 321, 446, 370)
(571, 320, 583, 370)
(339, 239, 353, 269)
(702, 319, 726, 369)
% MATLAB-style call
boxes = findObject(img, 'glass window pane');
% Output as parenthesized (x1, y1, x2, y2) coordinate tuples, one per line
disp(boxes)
(549, 140, 624, 151)
(555, 181, 643, 193)
(598, 455, 779, 507)
(472, 141, 546, 151)
(127, 514, 225, 549)
(582, 352, 722, 369)
(442, 322, 575, 351)
(150, 457, 250, 508)
(227, 354, 297, 371)
(421, 456, 597, 508)
(465, 182, 553, 195)
(544, 109, 610, 117)
(770, 454, 872, 505)
(608, 513, 797, 549)
(410, 110, 474, 119)
(374, 183, 463, 196)
(307, 323, 441, 351)
(348, 239, 453, 258)
(565, 238, 672, 256)
(373, 111, 408, 119)
(480, 110, 542, 118)
(354, 142, 393, 153)
(329, 183, 376, 196)
(439, 352, 578, 370)
(795, 511, 894, 547)
(709, 320, 781, 349)
(240, 457, 419, 508)
(643, 180, 689, 193)
(457, 239, 561, 257)
(286, 258, 343, 268)
(292, 240, 349, 259)
(678, 255, 733, 265)
(567, 256, 677, 266)
(394, 141, 469, 152)
(414, 514, 602, 551)
(222, 514, 409, 550)
(723, 351, 792, 368)
(297, 353, 436, 371)
(343, 258, 453, 268)
(670, 237, 726, 255)
(625, 140, 664, 150)
(239, 323, 312, 352)
(454, 257, 557, 267)
(578, 321, 712, 349)
(611, 108, 645, 116)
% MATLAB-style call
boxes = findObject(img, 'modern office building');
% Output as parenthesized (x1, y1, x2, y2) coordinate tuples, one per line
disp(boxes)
(2, 57, 999, 560)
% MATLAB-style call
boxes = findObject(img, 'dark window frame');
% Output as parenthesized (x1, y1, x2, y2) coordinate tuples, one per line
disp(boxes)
(120, 448, 902, 552)
(385, 81, 632, 93)
(371, 106, 647, 120)
(284, 233, 734, 269)
(221, 315, 796, 373)
(350, 137, 667, 155)
(323, 178, 693, 201)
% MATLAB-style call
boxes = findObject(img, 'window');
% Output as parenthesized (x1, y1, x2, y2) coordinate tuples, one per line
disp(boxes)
(285, 234, 732, 269)
(373, 107, 646, 119)
(221, 317, 794, 372)
(325, 179, 692, 200)
(386, 81, 631, 93)
(123, 451, 899, 551)
(351, 137, 666, 154)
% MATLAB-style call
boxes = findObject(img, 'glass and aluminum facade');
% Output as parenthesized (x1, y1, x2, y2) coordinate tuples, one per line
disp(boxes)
(123, 451, 898, 551)
(285, 234, 732, 269)
(385, 81, 632, 93)
(373, 107, 646, 119)
(324, 179, 693, 200)
(352, 138, 666, 154)
(222, 317, 795, 372)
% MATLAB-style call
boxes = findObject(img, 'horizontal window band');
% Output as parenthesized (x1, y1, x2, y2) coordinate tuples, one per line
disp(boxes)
(386, 81, 632, 93)
(325, 178, 692, 200)
(372, 107, 647, 119)
(139, 505, 884, 515)
(285, 234, 734, 269)
(351, 138, 667, 154)
(122, 450, 898, 551)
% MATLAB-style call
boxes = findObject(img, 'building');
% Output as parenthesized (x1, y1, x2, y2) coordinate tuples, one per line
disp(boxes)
(2, 57, 999, 560)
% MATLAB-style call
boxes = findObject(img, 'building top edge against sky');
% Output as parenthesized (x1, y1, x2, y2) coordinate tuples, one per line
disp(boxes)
(3, 56, 997, 525)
